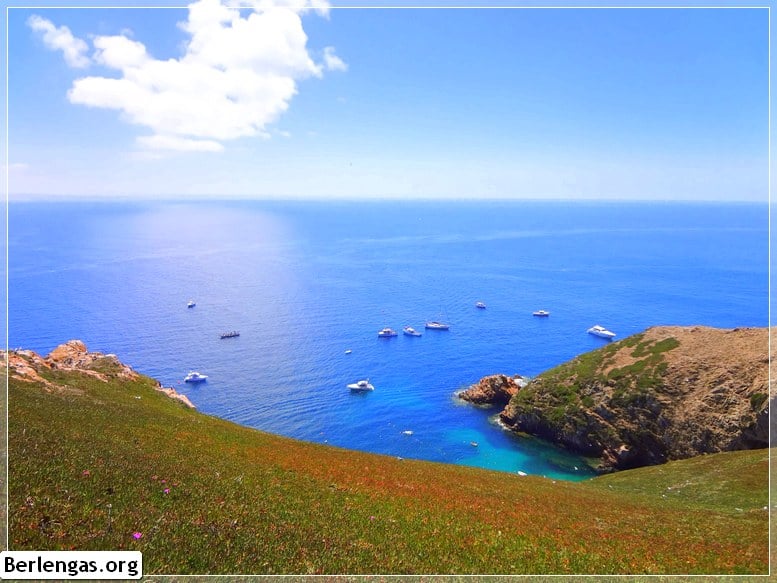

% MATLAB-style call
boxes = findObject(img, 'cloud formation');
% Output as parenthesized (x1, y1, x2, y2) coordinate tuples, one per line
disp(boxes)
(27, 15, 90, 68)
(28, 0, 345, 153)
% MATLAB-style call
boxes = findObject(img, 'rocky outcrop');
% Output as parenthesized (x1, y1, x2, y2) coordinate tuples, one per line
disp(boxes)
(459, 374, 525, 407)
(4, 340, 194, 409)
(489, 326, 770, 473)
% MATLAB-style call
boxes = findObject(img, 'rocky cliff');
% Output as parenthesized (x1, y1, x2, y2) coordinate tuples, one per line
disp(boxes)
(5, 340, 195, 408)
(491, 326, 770, 473)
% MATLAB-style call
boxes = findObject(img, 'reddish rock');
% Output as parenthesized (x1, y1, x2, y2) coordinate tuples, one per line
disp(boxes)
(459, 374, 523, 407)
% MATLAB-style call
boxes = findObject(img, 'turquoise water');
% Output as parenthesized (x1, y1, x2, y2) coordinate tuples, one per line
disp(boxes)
(8, 199, 769, 480)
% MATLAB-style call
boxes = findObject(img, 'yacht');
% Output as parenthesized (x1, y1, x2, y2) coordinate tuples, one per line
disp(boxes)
(187, 300, 196, 308)
(347, 379, 374, 392)
(184, 371, 208, 383)
(587, 325, 616, 339)
(533, 310, 550, 317)
(378, 328, 398, 337)
(425, 321, 450, 330)
(403, 326, 422, 337)
(475, 302, 486, 309)
(220, 331, 240, 339)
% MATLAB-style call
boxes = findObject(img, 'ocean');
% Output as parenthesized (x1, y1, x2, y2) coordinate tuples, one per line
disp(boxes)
(8, 199, 769, 480)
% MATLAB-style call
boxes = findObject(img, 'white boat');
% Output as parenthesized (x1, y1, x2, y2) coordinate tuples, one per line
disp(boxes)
(220, 331, 240, 339)
(184, 371, 208, 383)
(378, 327, 398, 337)
(403, 326, 422, 337)
(588, 325, 616, 339)
(425, 321, 450, 330)
(533, 310, 550, 317)
(475, 302, 486, 309)
(347, 379, 374, 391)
(345, 349, 352, 354)
(187, 300, 196, 308)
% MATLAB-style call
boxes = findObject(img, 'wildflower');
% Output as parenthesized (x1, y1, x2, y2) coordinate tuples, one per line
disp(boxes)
(160, 479, 167, 484)
(132, 532, 143, 540)
(163, 488, 170, 494)
(369, 516, 376, 521)
(151, 475, 157, 480)
(82, 470, 90, 477)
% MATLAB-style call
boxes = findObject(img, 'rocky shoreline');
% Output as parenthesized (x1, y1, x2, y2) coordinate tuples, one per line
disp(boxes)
(5, 340, 195, 409)
(462, 326, 771, 473)
(458, 374, 528, 407)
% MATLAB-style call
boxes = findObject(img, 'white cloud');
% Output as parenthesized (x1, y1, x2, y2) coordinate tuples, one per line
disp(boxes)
(93, 35, 148, 69)
(136, 135, 224, 152)
(27, 15, 90, 68)
(323, 46, 347, 72)
(34, 0, 343, 153)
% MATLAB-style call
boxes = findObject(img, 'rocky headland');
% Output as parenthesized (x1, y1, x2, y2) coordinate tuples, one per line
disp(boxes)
(458, 374, 527, 407)
(467, 326, 770, 473)
(5, 340, 195, 409)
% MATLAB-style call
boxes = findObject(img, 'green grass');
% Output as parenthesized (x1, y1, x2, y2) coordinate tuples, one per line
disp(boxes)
(7, 363, 769, 575)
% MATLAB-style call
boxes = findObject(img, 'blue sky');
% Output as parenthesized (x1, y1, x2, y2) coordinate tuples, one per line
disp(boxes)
(5, 3, 769, 200)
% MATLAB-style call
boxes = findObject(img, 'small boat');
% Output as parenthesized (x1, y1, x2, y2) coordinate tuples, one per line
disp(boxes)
(533, 310, 550, 317)
(347, 379, 374, 391)
(402, 430, 413, 436)
(475, 302, 486, 309)
(470, 441, 479, 447)
(345, 349, 352, 354)
(184, 371, 207, 383)
(588, 325, 616, 339)
(220, 331, 240, 339)
(403, 326, 422, 337)
(378, 328, 398, 337)
(425, 321, 450, 330)
(187, 300, 196, 308)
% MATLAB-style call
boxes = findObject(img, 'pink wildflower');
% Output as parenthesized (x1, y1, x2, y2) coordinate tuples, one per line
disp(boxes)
(160, 479, 166, 484)
(151, 475, 157, 480)
(82, 470, 90, 477)
(163, 488, 170, 494)
(370, 516, 376, 521)
(132, 532, 143, 540)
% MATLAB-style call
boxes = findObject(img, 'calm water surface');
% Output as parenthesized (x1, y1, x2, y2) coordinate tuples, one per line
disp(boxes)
(9, 200, 769, 480)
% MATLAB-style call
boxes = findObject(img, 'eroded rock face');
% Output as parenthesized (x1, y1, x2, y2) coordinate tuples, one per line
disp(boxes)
(493, 326, 771, 473)
(47, 340, 88, 364)
(459, 374, 524, 407)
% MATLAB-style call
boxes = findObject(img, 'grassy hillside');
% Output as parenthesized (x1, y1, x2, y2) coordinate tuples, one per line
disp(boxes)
(7, 353, 768, 575)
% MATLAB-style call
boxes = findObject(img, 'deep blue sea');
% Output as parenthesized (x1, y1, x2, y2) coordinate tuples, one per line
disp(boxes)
(8, 200, 769, 480)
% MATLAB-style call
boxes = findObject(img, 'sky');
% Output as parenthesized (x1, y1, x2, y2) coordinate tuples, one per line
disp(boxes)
(4, 2, 770, 201)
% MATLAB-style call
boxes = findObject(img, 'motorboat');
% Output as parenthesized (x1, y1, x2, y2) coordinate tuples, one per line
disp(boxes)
(187, 300, 196, 308)
(425, 321, 450, 330)
(475, 302, 486, 309)
(344, 349, 352, 354)
(403, 326, 422, 337)
(347, 379, 374, 391)
(184, 371, 208, 383)
(378, 328, 398, 337)
(533, 310, 550, 317)
(220, 331, 240, 339)
(588, 325, 616, 339)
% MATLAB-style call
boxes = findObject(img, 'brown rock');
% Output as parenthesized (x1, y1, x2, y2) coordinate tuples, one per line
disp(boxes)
(460, 374, 523, 407)
(48, 340, 88, 364)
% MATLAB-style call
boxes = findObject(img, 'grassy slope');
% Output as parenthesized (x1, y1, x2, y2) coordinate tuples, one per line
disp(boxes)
(8, 364, 769, 575)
